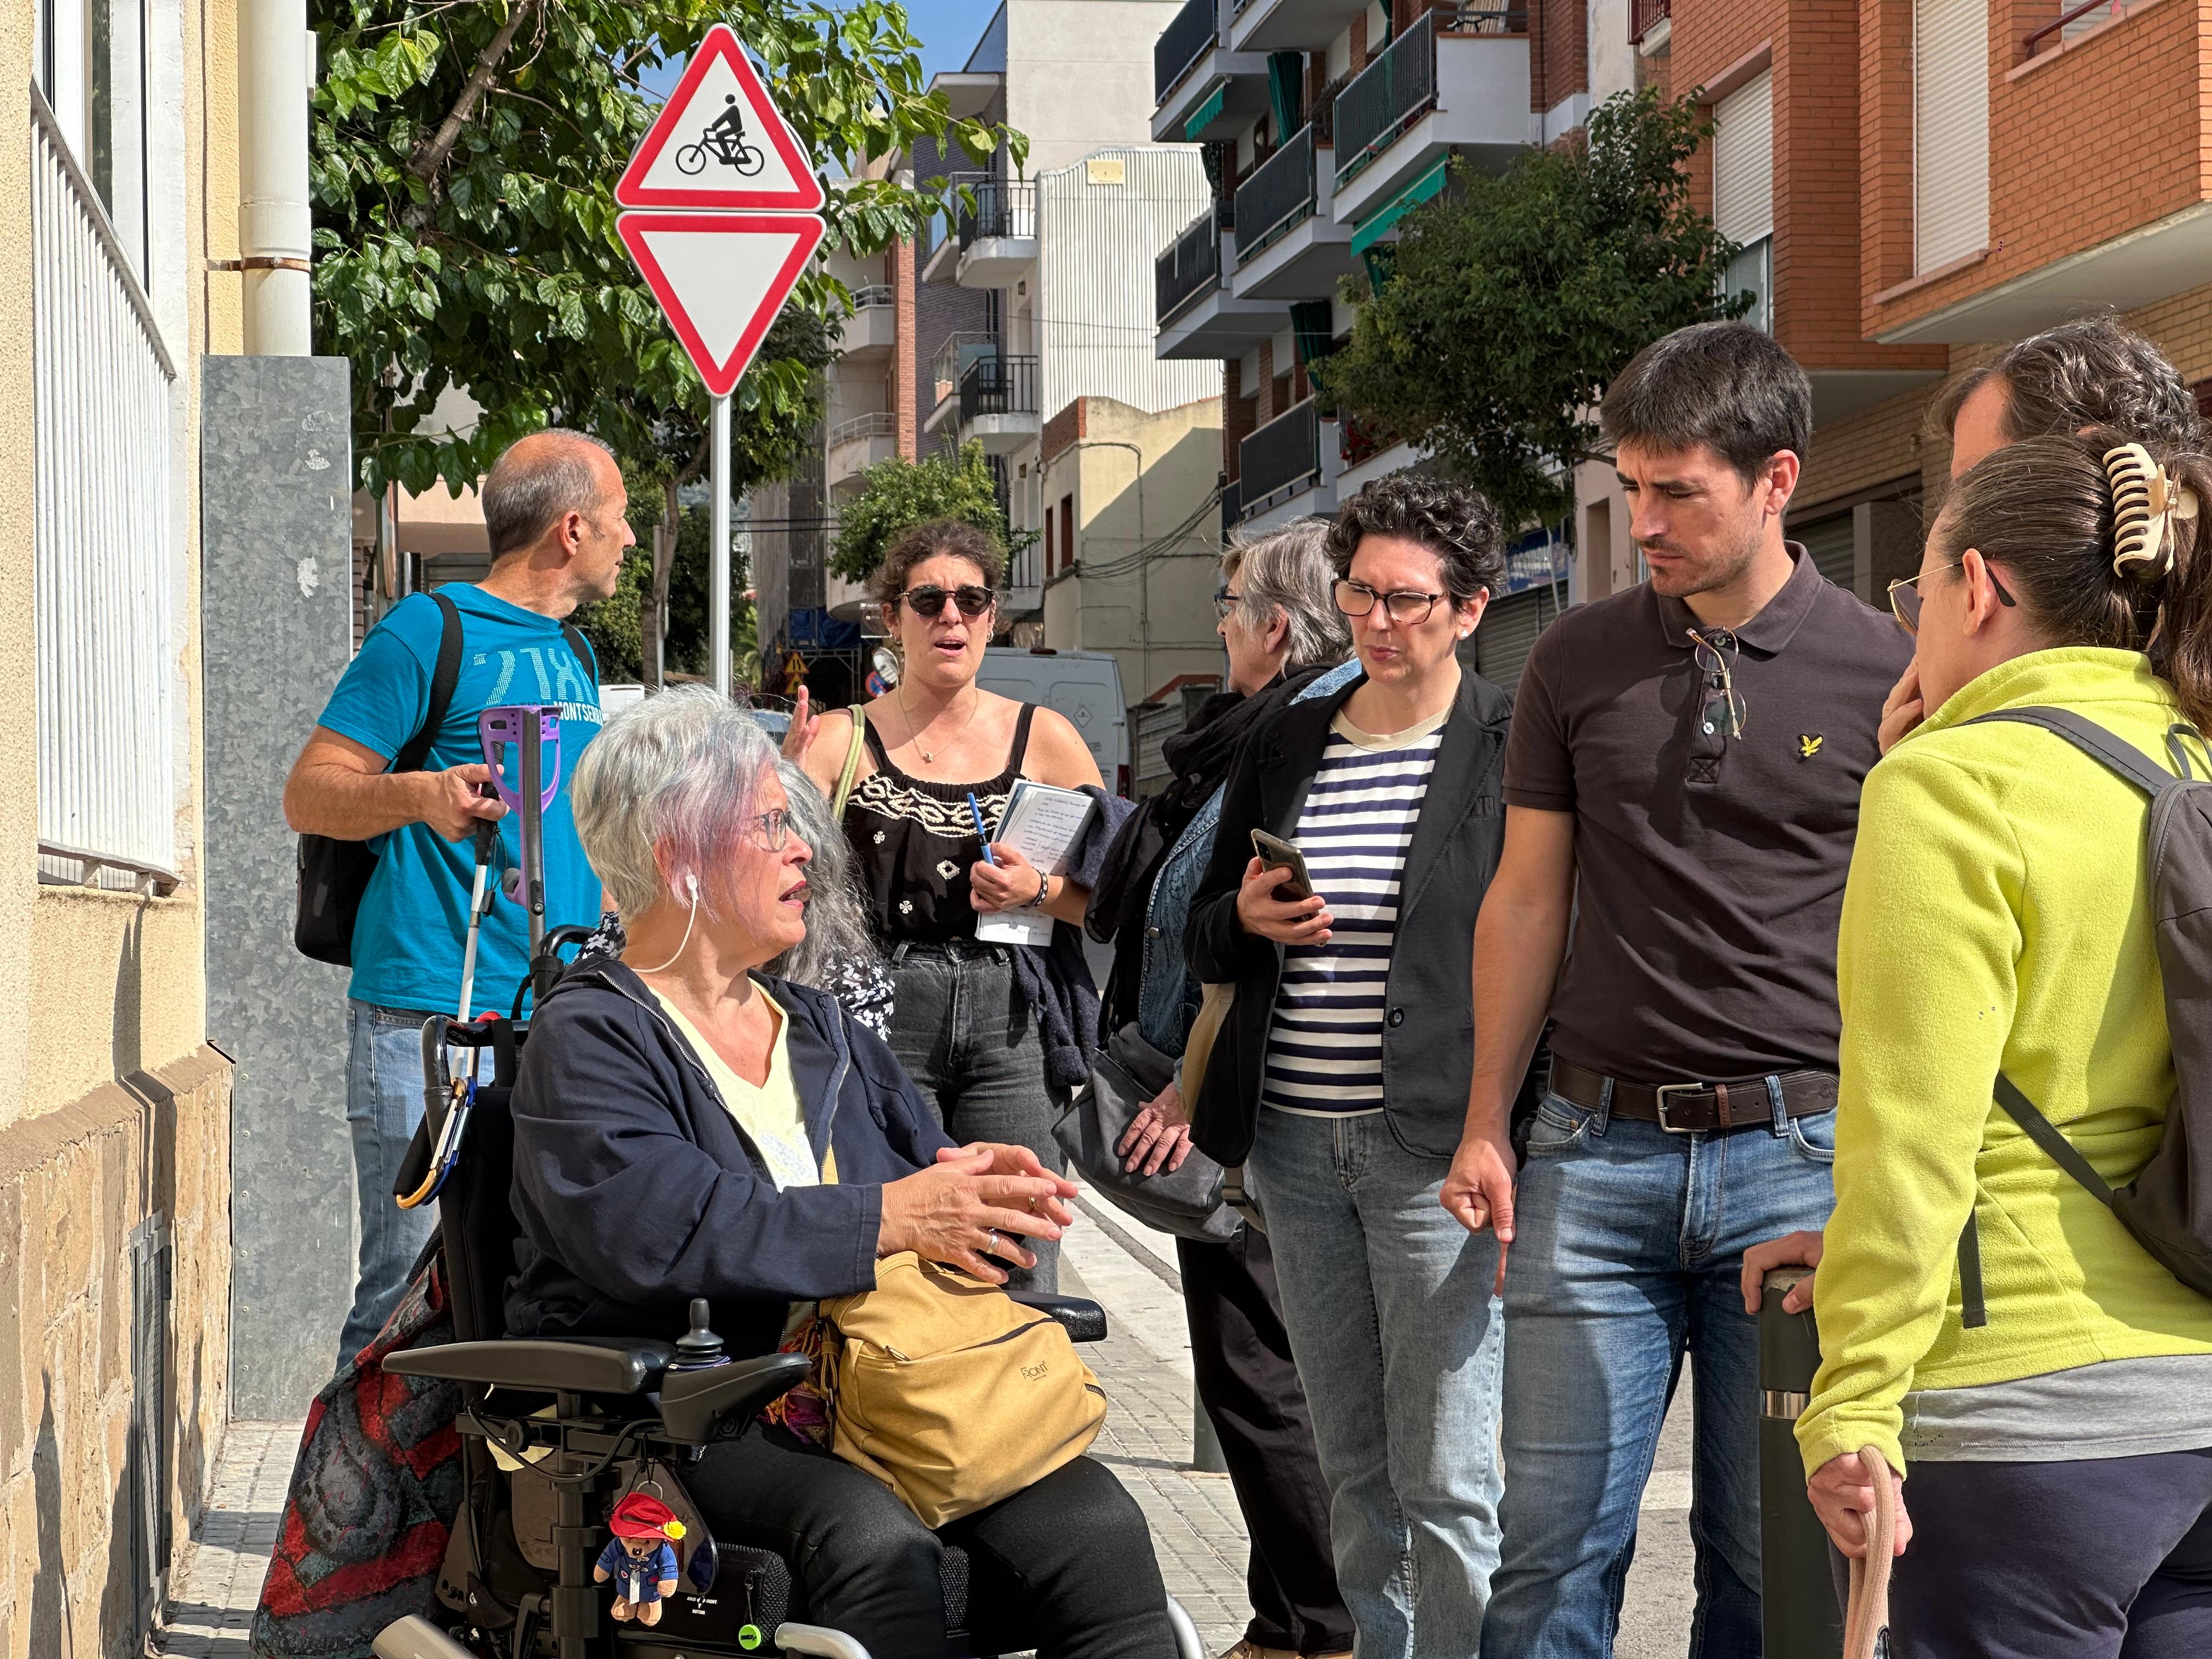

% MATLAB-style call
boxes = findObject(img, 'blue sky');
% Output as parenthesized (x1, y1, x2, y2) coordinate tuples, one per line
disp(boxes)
(640, 4, 992, 101)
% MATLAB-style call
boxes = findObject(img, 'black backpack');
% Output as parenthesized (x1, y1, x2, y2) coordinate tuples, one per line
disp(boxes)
(1955, 706, 2212, 1322)
(293, 592, 597, 966)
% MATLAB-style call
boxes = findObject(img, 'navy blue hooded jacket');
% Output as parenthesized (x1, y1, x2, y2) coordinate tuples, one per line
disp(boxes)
(503, 955, 955, 1358)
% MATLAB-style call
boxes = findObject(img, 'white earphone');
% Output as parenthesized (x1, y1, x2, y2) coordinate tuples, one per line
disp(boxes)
(635, 872, 702, 973)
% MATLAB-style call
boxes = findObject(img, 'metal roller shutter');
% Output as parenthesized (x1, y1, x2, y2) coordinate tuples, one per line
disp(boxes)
(1713, 70, 1774, 247)
(1796, 512, 1858, 597)
(1915, 0, 1989, 274)
(1475, 588, 1559, 699)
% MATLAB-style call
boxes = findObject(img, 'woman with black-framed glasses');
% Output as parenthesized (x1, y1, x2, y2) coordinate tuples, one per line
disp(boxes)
(1185, 475, 1518, 1657)
(786, 520, 1104, 1292)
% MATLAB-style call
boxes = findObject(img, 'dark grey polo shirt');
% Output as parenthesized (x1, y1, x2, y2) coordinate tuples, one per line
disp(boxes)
(1503, 546, 1912, 1084)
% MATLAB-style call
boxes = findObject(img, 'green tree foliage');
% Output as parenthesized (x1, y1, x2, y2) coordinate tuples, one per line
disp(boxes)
(1323, 88, 1750, 533)
(311, 0, 1023, 501)
(828, 441, 1024, 584)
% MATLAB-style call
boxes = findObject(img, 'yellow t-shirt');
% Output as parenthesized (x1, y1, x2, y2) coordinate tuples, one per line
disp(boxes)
(659, 991, 834, 1190)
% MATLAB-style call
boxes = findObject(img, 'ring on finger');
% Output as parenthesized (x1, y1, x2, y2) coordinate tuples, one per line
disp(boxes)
(986, 1229, 1001, 1256)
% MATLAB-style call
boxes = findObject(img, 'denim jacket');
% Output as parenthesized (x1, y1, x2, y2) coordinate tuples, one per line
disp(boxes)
(1138, 659, 1363, 1077)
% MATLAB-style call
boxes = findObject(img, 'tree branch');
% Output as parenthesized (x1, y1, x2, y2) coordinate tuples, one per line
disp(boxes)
(406, 0, 538, 182)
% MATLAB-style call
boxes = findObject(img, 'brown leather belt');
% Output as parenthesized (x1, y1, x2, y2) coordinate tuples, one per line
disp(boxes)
(1549, 1058, 1837, 1134)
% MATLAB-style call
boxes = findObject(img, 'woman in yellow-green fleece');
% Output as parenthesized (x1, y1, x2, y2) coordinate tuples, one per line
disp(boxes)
(1797, 429, 2212, 1658)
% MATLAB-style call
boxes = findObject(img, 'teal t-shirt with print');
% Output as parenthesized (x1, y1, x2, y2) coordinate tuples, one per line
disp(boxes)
(317, 584, 604, 1014)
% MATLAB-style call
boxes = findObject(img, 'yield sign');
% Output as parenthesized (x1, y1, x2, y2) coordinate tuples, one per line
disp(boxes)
(616, 24, 825, 212)
(618, 212, 826, 397)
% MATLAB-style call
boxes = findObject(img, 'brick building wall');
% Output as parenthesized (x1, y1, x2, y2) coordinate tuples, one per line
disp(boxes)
(1531, 0, 1590, 113)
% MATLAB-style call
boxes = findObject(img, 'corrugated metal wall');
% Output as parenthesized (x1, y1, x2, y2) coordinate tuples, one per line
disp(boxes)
(1038, 148, 1221, 420)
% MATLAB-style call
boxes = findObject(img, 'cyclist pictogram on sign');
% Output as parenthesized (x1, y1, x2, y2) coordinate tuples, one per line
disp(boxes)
(614, 24, 825, 212)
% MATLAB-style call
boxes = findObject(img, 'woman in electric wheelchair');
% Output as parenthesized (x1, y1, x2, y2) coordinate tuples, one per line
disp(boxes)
(509, 686, 1177, 1658)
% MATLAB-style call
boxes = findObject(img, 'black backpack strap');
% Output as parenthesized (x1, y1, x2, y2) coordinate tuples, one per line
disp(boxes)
(1993, 1072, 2119, 1209)
(1957, 1211, 1988, 1329)
(392, 590, 465, 775)
(562, 621, 600, 691)
(1965, 707, 2172, 796)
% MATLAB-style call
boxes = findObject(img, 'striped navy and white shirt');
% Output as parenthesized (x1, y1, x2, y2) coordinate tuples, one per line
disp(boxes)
(1261, 706, 1448, 1116)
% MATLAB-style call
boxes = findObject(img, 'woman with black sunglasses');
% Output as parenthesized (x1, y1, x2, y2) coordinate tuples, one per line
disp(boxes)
(787, 520, 1103, 1291)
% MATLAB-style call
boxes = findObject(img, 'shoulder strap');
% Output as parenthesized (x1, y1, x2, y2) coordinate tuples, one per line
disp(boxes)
(1993, 1072, 2120, 1208)
(832, 706, 868, 818)
(1006, 702, 1039, 775)
(562, 621, 599, 690)
(393, 590, 465, 775)
(1965, 707, 2172, 796)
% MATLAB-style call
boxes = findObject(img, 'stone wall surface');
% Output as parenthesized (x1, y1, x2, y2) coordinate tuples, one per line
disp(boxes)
(0, 1047, 232, 1659)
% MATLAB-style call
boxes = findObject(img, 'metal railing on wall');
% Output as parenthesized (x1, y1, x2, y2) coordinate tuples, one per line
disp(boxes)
(957, 180, 1037, 251)
(31, 92, 180, 894)
(1239, 398, 1321, 509)
(1235, 122, 1318, 262)
(1336, 9, 1437, 188)
(1156, 0, 1217, 104)
(1158, 211, 1223, 324)
(828, 411, 898, 447)
(1631, 0, 1671, 43)
(961, 354, 1039, 425)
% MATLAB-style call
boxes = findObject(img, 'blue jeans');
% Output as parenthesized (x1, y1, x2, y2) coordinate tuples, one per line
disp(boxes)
(1246, 1108, 1505, 1659)
(339, 999, 440, 1363)
(1479, 1087, 1837, 1659)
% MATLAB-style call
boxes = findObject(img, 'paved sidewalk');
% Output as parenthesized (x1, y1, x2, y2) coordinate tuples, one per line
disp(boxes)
(151, 1192, 1697, 1658)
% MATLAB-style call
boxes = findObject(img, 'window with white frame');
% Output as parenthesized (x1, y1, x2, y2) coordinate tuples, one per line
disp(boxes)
(1913, 0, 1989, 274)
(1713, 69, 1774, 334)
(31, 0, 180, 890)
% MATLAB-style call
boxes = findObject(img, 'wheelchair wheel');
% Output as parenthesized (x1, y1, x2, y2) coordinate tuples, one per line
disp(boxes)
(675, 142, 708, 176)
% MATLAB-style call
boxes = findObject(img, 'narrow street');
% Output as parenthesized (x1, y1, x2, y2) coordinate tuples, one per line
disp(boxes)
(155, 1187, 1697, 1657)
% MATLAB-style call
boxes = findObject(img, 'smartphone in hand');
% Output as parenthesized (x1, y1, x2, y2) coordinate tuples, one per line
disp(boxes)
(1250, 830, 1316, 902)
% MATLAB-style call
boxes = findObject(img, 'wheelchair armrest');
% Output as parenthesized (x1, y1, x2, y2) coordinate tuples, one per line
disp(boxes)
(658, 1352, 814, 1444)
(1009, 1292, 1108, 1344)
(383, 1336, 675, 1395)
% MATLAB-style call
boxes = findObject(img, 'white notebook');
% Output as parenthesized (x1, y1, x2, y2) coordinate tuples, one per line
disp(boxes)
(974, 780, 1097, 947)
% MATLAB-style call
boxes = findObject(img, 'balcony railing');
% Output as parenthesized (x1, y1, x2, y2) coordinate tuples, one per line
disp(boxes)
(1335, 9, 1437, 187)
(850, 284, 894, 310)
(1235, 122, 1317, 261)
(1156, 0, 1217, 104)
(932, 331, 997, 411)
(1158, 211, 1223, 324)
(1630, 0, 1670, 44)
(1239, 398, 1321, 507)
(1453, 5, 1529, 31)
(828, 411, 897, 448)
(2024, 0, 2129, 59)
(961, 354, 1040, 425)
(957, 180, 1037, 251)
(31, 89, 179, 891)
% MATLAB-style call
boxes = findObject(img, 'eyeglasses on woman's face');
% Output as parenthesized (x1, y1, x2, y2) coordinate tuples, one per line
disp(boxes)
(1887, 559, 2016, 637)
(896, 584, 996, 620)
(1333, 578, 1447, 625)
(746, 807, 792, 852)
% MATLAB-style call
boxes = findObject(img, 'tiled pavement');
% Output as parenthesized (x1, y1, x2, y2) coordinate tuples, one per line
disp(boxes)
(151, 1191, 1696, 1658)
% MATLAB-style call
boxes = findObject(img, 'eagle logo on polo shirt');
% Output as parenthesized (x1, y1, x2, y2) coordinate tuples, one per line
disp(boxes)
(1798, 734, 1825, 760)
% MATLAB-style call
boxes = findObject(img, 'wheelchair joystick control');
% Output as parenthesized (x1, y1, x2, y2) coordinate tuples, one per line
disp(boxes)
(668, 1297, 729, 1372)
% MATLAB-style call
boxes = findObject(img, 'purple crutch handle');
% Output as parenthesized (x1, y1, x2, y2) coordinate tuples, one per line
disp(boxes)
(477, 706, 563, 811)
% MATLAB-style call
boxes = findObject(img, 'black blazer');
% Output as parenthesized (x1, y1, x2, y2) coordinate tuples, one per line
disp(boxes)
(1184, 668, 1511, 1162)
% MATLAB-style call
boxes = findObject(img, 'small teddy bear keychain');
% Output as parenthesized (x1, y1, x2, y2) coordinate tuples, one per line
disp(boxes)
(594, 1492, 686, 1626)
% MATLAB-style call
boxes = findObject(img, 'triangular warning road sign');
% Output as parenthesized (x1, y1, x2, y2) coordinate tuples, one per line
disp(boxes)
(618, 212, 826, 398)
(617, 25, 825, 212)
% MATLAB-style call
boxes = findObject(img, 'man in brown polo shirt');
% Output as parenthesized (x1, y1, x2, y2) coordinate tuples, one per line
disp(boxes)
(1442, 322, 1911, 1657)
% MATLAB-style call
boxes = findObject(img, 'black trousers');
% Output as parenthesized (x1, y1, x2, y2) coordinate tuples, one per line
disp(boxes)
(693, 1427, 1174, 1659)
(1179, 1224, 1355, 1655)
(1886, 1446, 2212, 1657)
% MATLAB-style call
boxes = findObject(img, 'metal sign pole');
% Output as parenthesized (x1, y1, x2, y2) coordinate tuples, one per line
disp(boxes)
(710, 390, 732, 696)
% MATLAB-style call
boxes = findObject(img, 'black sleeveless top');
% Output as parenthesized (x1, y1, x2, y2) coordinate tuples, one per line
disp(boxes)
(844, 704, 1037, 945)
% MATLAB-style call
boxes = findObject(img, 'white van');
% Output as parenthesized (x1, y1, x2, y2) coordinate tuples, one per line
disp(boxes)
(976, 647, 1131, 796)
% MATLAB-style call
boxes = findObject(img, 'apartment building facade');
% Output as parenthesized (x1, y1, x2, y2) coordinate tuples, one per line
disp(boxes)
(905, 0, 1232, 712)
(1149, 0, 1649, 690)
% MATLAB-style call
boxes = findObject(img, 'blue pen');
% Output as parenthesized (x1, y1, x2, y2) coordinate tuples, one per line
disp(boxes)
(967, 792, 997, 864)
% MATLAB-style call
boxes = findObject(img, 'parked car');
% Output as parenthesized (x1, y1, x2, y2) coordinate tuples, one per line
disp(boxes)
(975, 647, 1131, 796)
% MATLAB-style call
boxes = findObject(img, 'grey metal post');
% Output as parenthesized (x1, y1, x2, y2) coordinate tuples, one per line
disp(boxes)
(711, 392, 732, 695)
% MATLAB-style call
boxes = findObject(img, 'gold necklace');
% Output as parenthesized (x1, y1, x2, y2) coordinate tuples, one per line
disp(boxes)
(900, 683, 977, 764)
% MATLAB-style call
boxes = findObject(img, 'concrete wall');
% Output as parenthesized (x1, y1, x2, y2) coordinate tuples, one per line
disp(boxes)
(0, 0, 244, 1643)
(1006, 0, 1189, 175)
(1039, 395, 1227, 702)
